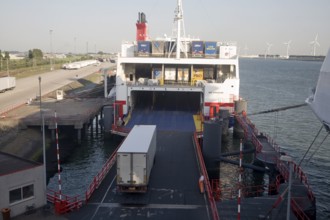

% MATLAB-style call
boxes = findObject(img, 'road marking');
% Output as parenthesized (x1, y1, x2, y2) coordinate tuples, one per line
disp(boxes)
(90, 170, 117, 220)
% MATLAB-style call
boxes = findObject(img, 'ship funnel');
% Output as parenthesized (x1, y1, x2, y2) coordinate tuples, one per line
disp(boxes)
(136, 12, 148, 41)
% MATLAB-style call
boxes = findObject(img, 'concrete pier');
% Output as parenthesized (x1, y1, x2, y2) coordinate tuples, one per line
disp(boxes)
(8, 98, 111, 142)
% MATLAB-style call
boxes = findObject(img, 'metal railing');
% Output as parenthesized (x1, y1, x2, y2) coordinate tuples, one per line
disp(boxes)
(47, 188, 82, 214)
(193, 132, 220, 220)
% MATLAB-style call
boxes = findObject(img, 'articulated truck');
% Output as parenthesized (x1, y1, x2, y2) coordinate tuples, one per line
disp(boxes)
(117, 125, 157, 193)
(0, 77, 16, 93)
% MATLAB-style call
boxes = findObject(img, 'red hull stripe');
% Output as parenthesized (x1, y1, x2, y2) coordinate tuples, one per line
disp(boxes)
(204, 102, 234, 107)
(115, 100, 127, 105)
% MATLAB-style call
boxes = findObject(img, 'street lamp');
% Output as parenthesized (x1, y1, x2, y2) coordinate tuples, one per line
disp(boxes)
(74, 37, 77, 55)
(280, 155, 293, 220)
(38, 76, 47, 204)
(49, 30, 53, 71)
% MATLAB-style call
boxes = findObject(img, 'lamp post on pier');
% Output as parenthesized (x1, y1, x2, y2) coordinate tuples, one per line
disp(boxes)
(49, 30, 53, 71)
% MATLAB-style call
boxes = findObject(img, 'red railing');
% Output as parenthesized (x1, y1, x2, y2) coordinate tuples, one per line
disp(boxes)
(47, 188, 82, 214)
(291, 198, 311, 220)
(85, 144, 120, 202)
(193, 132, 220, 220)
(219, 183, 277, 200)
(235, 114, 315, 219)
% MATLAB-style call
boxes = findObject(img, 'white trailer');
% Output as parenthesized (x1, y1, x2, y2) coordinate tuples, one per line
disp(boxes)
(0, 77, 16, 93)
(117, 125, 157, 193)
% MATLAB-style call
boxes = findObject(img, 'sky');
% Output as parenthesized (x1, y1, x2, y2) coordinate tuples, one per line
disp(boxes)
(1, 0, 329, 56)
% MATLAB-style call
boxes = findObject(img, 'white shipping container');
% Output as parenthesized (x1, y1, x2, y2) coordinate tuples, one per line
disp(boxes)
(117, 125, 157, 193)
(164, 68, 176, 80)
(219, 46, 237, 59)
(121, 43, 135, 57)
(0, 77, 16, 92)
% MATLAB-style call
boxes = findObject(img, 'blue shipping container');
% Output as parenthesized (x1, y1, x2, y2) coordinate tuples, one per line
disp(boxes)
(137, 41, 151, 55)
(205, 42, 217, 56)
(192, 41, 204, 57)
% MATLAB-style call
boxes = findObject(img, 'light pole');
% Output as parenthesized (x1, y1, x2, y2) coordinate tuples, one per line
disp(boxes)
(38, 76, 42, 124)
(49, 30, 53, 71)
(280, 155, 293, 220)
(38, 76, 47, 204)
(74, 37, 77, 55)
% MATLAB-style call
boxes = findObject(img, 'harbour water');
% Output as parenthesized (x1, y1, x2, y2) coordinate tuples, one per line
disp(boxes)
(48, 58, 329, 219)
(240, 58, 329, 219)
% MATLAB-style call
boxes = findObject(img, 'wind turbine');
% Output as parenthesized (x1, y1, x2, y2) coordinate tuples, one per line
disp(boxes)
(265, 42, 273, 59)
(284, 40, 292, 59)
(310, 34, 320, 56)
(244, 44, 249, 56)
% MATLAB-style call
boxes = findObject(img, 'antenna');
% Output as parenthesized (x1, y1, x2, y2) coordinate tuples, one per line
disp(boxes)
(244, 44, 249, 56)
(310, 34, 320, 56)
(284, 40, 292, 59)
(265, 42, 273, 59)
(169, 0, 187, 59)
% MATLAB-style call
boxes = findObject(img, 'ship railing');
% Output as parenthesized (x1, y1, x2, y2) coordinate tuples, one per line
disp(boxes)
(85, 143, 122, 202)
(46, 188, 82, 214)
(291, 197, 311, 220)
(193, 132, 220, 220)
(234, 114, 251, 141)
(277, 159, 315, 202)
(218, 183, 277, 200)
(277, 160, 315, 220)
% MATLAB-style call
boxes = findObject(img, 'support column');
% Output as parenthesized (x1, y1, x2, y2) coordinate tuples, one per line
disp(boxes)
(77, 129, 81, 144)
(84, 124, 88, 135)
(51, 129, 55, 141)
(95, 115, 99, 133)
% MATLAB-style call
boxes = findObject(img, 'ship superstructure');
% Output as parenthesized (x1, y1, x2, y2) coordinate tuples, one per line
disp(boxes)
(113, 0, 239, 123)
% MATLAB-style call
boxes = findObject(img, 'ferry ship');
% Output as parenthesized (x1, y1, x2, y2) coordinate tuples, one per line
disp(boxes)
(111, 4, 239, 129)
(53, 1, 316, 219)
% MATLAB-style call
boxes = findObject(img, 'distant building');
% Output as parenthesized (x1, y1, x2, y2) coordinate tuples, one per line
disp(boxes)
(0, 152, 45, 218)
(43, 53, 67, 59)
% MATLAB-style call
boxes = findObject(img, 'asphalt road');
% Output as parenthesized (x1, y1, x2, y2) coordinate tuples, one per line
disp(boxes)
(0, 63, 114, 115)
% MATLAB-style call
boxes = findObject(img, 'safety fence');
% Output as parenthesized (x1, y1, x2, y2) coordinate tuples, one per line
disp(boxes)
(277, 160, 315, 203)
(236, 114, 315, 219)
(193, 132, 220, 220)
(47, 133, 126, 214)
(47, 188, 82, 214)
(0, 102, 26, 117)
(291, 198, 311, 220)
(85, 144, 121, 202)
(216, 182, 277, 201)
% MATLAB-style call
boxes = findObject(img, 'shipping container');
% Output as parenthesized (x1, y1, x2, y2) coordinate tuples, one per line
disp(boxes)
(153, 68, 163, 85)
(0, 77, 16, 93)
(164, 67, 176, 82)
(121, 43, 135, 57)
(151, 41, 165, 56)
(219, 46, 237, 59)
(204, 67, 214, 80)
(191, 41, 204, 57)
(191, 68, 204, 85)
(204, 41, 217, 57)
(117, 125, 157, 193)
(137, 41, 151, 56)
(177, 68, 189, 83)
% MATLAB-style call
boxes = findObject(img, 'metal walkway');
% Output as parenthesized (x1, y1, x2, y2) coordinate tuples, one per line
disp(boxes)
(234, 114, 316, 219)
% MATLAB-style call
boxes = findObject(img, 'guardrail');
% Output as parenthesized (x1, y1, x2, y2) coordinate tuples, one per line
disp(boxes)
(85, 144, 120, 202)
(0, 102, 26, 117)
(219, 183, 277, 200)
(47, 188, 82, 214)
(235, 114, 315, 219)
(193, 132, 219, 220)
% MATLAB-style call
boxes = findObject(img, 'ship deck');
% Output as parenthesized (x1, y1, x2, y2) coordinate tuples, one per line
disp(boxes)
(66, 130, 209, 220)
